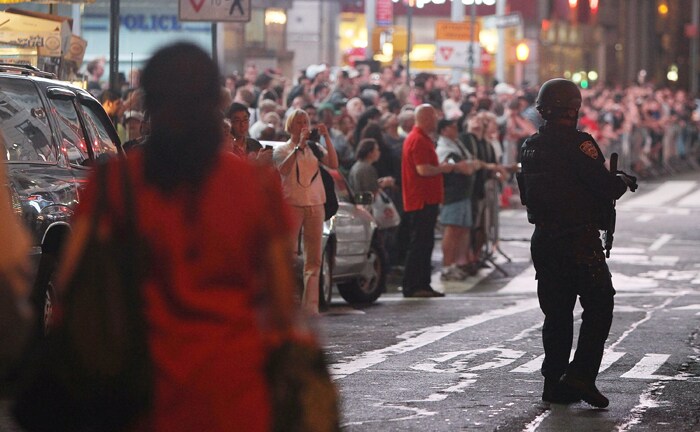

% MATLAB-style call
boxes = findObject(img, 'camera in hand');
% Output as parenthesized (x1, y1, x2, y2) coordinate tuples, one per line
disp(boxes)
(308, 128, 320, 142)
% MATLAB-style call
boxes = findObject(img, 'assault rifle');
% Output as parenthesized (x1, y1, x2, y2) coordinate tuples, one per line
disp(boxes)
(604, 152, 638, 257)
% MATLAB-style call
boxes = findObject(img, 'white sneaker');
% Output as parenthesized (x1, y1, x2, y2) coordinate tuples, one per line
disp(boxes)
(440, 265, 467, 281)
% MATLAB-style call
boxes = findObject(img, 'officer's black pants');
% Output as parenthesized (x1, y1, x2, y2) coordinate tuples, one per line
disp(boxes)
(531, 226, 615, 384)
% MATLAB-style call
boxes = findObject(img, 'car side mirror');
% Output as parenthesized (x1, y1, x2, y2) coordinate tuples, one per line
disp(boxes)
(355, 192, 373, 205)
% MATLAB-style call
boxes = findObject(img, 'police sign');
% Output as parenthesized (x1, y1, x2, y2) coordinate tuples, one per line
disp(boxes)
(179, 0, 251, 23)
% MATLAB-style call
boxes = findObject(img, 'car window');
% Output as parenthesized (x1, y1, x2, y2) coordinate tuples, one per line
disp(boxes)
(48, 98, 90, 166)
(0, 78, 55, 162)
(80, 100, 120, 160)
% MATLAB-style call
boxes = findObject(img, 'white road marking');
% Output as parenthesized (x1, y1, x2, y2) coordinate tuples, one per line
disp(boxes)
(616, 381, 667, 432)
(341, 402, 437, 426)
(620, 354, 672, 379)
(599, 351, 627, 373)
(329, 298, 540, 379)
(673, 304, 700, 310)
(510, 354, 544, 374)
(635, 214, 655, 222)
(676, 187, 700, 207)
(608, 297, 678, 351)
(608, 254, 679, 266)
(499, 265, 536, 294)
(509, 351, 626, 375)
(619, 181, 697, 209)
(648, 234, 673, 251)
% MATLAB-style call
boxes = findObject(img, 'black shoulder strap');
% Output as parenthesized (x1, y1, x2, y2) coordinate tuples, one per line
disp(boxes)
(295, 155, 320, 188)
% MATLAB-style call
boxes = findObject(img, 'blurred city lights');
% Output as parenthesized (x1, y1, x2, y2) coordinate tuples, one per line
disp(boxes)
(515, 42, 530, 62)
(264, 10, 287, 25)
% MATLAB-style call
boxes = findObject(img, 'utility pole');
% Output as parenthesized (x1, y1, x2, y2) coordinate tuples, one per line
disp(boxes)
(468, 1, 476, 83)
(406, 0, 413, 80)
(365, 0, 376, 59)
(692, 0, 699, 95)
(109, 0, 120, 94)
(450, 0, 464, 84)
(495, 0, 506, 84)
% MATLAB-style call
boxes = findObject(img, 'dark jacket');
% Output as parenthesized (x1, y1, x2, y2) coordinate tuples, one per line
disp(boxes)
(518, 123, 627, 228)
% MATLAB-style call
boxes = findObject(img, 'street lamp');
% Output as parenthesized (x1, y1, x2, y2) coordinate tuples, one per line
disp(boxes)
(405, 0, 414, 82)
(515, 41, 529, 87)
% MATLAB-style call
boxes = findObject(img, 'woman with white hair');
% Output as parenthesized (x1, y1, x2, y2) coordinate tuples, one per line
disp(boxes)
(273, 109, 339, 315)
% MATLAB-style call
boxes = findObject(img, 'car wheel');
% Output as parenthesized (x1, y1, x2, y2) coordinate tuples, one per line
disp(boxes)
(33, 253, 58, 336)
(318, 245, 333, 311)
(338, 241, 385, 304)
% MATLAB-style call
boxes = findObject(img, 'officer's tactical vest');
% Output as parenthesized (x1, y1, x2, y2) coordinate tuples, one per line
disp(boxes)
(519, 126, 609, 228)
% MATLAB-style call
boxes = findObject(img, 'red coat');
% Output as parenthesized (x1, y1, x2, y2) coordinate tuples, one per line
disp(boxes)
(77, 151, 291, 431)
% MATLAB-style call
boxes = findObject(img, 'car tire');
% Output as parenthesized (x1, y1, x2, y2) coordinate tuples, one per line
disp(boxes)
(32, 253, 58, 336)
(338, 241, 385, 304)
(318, 244, 333, 311)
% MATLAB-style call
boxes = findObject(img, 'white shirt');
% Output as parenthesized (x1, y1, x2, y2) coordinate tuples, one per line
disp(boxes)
(273, 141, 326, 207)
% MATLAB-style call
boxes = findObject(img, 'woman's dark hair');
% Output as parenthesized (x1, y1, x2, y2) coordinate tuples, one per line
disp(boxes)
(360, 122, 393, 178)
(356, 138, 378, 161)
(359, 122, 385, 147)
(141, 42, 222, 192)
(353, 107, 381, 146)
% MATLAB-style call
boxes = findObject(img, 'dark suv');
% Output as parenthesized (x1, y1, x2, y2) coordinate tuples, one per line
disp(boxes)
(1, 64, 122, 333)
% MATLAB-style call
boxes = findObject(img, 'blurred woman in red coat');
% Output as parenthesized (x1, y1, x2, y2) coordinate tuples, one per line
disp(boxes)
(58, 43, 297, 431)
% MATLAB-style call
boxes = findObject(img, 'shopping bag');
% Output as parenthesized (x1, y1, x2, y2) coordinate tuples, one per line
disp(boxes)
(371, 190, 401, 229)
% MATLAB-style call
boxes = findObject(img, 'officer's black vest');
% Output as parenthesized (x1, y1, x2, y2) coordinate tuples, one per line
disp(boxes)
(519, 125, 608, 227)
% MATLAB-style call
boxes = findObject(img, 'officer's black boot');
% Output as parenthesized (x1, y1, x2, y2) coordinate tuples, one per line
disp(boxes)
(559, 374, 609, 408)
(542, 377, 581, 404)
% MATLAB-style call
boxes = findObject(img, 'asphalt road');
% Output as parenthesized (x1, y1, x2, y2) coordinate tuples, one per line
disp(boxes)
(321, 171, 700, 431)
(2, 172, 698, 431)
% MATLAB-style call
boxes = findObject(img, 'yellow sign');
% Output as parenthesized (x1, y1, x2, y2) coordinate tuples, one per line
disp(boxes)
(435, 21, 480, 41)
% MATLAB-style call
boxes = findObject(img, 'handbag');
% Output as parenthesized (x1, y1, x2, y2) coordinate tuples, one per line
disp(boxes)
(265, 334, 341, 432)
(13, 161, 153, 432)
(319, 166, 338, 221)
(307, 141, 338, 221)
(371, 189, 401, 229)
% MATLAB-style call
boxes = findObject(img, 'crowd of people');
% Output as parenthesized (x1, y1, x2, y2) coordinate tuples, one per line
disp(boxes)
(1, 47, 698, 429)
(83, 56, 700, 291)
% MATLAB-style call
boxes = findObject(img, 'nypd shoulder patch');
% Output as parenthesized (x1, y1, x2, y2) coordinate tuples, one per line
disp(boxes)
(579, 141, 598, 159)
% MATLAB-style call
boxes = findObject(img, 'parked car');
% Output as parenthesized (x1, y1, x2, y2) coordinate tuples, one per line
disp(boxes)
(319, 169, 386, 308)
(259, 141, 386, 308)
(0, 64, 122, 333)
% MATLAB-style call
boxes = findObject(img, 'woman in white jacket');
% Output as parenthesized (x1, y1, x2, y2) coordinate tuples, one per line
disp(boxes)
(273, 109, 338, 314)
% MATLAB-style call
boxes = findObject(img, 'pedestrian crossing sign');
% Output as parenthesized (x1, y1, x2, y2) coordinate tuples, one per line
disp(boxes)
(179, 0, 252, 23)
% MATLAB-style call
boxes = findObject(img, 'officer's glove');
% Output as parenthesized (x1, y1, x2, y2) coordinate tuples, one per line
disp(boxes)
(619, 173, 638, 192)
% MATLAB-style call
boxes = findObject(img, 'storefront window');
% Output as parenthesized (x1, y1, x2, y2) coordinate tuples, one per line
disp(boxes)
(245, 9, 265, 48)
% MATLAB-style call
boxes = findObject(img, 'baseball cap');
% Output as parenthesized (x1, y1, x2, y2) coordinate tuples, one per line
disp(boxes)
(318, 102, 340, 115)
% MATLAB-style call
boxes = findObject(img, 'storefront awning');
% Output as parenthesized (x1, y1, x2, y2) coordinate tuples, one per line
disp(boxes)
(0, 0, 95, 3)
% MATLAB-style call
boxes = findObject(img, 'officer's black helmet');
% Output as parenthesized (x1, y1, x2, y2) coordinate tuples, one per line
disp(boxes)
(536, 78, 582, 120)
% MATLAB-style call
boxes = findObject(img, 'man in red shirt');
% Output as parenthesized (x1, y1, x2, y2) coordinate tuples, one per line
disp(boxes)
(401, 104, 455, 297)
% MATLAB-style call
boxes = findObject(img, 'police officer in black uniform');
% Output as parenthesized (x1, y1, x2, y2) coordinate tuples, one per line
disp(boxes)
(518, 79, 636, 408)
